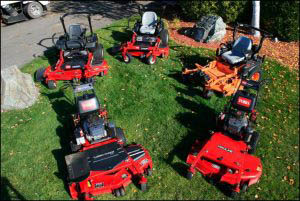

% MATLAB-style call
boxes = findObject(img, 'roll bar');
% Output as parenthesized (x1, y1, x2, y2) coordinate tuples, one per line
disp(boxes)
(59, 12, 93, 36)
(137, 4, 166, 24)
(232, 23, 274, 54)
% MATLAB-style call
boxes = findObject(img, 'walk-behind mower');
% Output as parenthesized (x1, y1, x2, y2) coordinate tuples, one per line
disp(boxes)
(114, 5, 169, 65)
(182, 23, 273, 98)
(35, 12, 110, 89)
(216, 79, 268, 154)
(65, 83, 153, 200)
(186, 132, 262, 197)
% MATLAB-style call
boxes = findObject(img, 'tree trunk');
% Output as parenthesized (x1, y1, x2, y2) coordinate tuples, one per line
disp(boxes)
(251, 1, 260, 37)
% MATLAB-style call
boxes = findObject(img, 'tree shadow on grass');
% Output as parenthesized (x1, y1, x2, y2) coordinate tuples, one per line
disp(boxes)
(164, 85, 243, 197)
(41, 89, 75, 196)
(1, 177, 26, 200)
(167, 54, 213, 91)
(36, 37, 60, 67)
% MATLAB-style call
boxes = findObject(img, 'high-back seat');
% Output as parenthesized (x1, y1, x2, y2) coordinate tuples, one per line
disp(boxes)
(221, 36, 253, 65)
(139, 11, 158, 35)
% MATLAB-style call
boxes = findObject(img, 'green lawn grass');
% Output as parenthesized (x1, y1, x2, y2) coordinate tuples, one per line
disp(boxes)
(1, 16, 299, 200)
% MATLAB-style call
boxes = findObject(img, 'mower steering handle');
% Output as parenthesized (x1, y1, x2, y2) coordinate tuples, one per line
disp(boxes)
(236, 23, 273, 37)
(52, 33, 57, 46)
(60, 12, 91, 21)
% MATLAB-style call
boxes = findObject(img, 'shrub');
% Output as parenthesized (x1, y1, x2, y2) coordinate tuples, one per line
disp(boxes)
(260, 1, 299, 41)
(180, 1, 249, 23)
(179, 1, 299, 41)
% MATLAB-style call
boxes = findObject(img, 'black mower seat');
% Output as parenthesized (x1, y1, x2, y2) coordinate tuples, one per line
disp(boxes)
(221, 36, 252, 65)
(139, 11, 157, 35)
(69, 24, 85, 40)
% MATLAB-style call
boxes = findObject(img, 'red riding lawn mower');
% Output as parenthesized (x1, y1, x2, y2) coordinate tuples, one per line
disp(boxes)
(65, 83, 153, 200)
(112, 5, 169, 65)
(182, 23, 273, 98)
(185, 80, 268, 197)
(35, 12, 110, 89)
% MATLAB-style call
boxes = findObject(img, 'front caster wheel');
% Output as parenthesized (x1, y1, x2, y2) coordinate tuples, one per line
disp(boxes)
(47, 80, 57, 89)
(147, 55, 156, 65)
(202, 89, 213, 99)
(186, 171, 193, 180)
(140, 183, 147, 192)
(230, 191, 238, 198)
(144, 167, 152, 176)
(124, 53, 133, 64)
(119, 187, 125, 196)
(114, 188, 121, 197)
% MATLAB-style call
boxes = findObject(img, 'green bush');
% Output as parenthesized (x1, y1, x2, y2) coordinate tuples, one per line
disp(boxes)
(260, 1, 299, 41)
(180, 1, 249, 23)
(179, 1, 299, 41)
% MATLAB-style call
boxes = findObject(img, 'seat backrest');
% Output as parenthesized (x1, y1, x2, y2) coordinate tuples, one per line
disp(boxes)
(142, 11, 157, 27)
(232, 36, 252, 55)
(68, 24, 83, 40)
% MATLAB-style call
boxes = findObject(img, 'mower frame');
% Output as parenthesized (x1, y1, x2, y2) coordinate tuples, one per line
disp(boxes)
(182, 23, 272, 98)
(35, 12, 110, 89)
(118, 4, 169, 65)
(64, 83, 153, 200)
(186, 132, 262, 196)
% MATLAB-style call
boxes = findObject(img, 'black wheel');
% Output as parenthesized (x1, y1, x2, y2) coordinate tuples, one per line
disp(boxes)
(241, 183, 248, 192)
(202, 89, 213, 99)
(230, 191, 238, 198)
(144, 167, 152, 176)
(248, 68, 262, 82)
(186, 171, 193, 180)
(159, 29, 169, 48)
(114, 188, 121, 197)
(140, 183, 147, 192)
(124, 53, 132, 64)
(35, 67, 46, 82)
(248, 132, 260, 154)
(70, 141, 81, 152)
(47, 80, 57, 89)
(86, 77, 95, 84)
(116, 127, 127, 146)
(216, 48, 221, 57)
(92, 44, 104, 65)
(147, 55, 156, 65)
(24, 2, 43, 19)
(119, 187, 125, 196)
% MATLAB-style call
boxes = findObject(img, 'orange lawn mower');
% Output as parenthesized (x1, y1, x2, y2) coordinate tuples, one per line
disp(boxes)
(182, 23, 273, 99)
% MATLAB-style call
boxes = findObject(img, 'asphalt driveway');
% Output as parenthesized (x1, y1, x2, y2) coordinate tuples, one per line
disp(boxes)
(1, 1, 155, 69)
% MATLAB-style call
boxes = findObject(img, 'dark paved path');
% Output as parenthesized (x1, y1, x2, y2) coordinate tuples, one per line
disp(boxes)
(1, 1, 156, 69)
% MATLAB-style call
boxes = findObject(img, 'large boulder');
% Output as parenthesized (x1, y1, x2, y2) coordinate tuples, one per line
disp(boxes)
(194, 15, 226, 43)
(1, 65, 39, 110)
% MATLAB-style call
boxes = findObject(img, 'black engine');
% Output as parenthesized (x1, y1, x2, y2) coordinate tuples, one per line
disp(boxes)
(82, 113, 108, 143)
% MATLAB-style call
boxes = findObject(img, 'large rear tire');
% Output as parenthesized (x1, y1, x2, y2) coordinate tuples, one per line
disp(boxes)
(92, 44, 104, 65)
(24, 2, 43, 19)
(248, 132, 260, 154)
(35, 67, 46, 82)
(159, 29, 169, 48)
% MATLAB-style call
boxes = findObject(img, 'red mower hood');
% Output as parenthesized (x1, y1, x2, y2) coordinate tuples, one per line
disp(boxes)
(200, 132, 261, 171)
